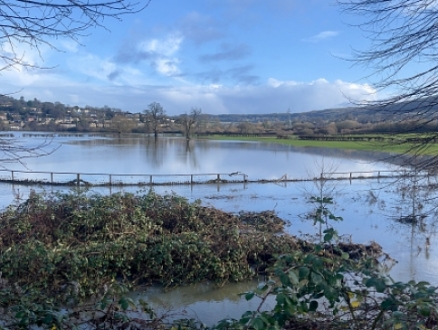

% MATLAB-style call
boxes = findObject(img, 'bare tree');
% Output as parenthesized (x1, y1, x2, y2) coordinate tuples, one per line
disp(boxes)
(144, 102, 166, 139)
(0, 1, 150, 166)
(0, 1, 150, 71)
(338, 0, 438, 171)
(180, 108, 202, 140)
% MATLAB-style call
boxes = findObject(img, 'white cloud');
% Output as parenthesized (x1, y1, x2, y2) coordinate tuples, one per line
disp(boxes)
(59, 40, 80, 53)
(155, 58, 180, 76)
(303, 30, 339, 43)
(0, 52, 377, 116)
(139, 34, 183, 56)
(66, 51, 151, 86)
(0, 40, 51, 72)
(114, 33, 183, 77)
(71, 54, 117, 81)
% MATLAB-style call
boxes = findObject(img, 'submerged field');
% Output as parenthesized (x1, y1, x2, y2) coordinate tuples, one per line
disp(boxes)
(202, 134, 438, 155)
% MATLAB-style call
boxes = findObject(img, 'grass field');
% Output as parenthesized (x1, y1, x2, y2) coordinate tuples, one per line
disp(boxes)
(200, 135, 438, 155)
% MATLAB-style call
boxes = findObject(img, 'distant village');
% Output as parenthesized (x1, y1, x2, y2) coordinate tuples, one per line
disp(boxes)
(0, 96, 174, 133)
(0, 95, 435, 136)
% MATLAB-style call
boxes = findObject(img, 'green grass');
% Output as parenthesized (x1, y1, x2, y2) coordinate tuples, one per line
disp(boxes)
(199, 135, 438, 155)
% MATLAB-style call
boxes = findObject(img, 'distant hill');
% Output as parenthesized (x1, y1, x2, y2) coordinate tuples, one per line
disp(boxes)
(1, 94, 438, 129)
(206, 96, 438, 124)
(204, 107, 379, 124)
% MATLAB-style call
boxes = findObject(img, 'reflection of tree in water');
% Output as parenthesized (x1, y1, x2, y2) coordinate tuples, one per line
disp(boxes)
(389, 170, 438, 280)
(143, 137, 168, 168)
(142, 137, 201, 170)
(183, 140, 199, 170)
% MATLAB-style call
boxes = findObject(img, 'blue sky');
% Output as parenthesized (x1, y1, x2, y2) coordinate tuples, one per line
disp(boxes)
(1, 0, 380, 115)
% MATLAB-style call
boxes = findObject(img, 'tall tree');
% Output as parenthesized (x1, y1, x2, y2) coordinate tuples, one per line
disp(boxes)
(180, 108, 202, 140)
(144, 102, 166, 139)
(339, 0, 438, 170)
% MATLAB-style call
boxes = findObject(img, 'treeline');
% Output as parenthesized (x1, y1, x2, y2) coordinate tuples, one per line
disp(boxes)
(2, 94, 438, 136)
(0, 95, 120, 120)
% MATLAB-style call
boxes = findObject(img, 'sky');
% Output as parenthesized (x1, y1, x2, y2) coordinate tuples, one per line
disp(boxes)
(0, 0, 381, 116)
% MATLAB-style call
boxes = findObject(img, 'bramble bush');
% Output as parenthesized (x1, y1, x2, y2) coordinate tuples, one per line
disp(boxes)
(0, 191, 436, 329)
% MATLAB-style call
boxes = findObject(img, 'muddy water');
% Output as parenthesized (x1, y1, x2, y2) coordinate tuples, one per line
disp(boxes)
(127, 280, 277, 325)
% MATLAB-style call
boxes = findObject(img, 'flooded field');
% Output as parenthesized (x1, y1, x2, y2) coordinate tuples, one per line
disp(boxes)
(0, 133, 435, 325)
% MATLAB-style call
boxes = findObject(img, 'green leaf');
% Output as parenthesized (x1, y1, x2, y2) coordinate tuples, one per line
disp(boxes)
(324, 232, 333, 242)
(245, 292, 255, 301)
(43, 314, 53, 325)
(279, 272, 291, 286)
(309, 300, 318, 312)
(299, 267, 310, 279)
(119, 298, 129, 310)
(251, 317, 266, 330)
(288, 270, 299, 285)
(15, 311, 26, 319)
(365, 277, 386, 293)
(276, 293, 286, 305)
(311, 272, 323, 285)
(381, 298, 398, 311)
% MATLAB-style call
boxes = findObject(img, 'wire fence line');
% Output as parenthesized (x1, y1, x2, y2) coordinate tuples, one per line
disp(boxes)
(0, 169, 425, 187)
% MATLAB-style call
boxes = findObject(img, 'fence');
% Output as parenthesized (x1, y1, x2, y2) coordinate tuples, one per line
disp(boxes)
(0, 169, 249, 186)
(0, 169, 423, 187)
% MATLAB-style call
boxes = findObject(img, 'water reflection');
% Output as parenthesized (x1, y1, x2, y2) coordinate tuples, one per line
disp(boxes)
(3, 133, 398, 181)
(2, 133, 438, 323)
(128, 280, 275, 326)
(144, 138, 165, 168)
(2, 175, 438, 324)
(378, 173, 438, 282)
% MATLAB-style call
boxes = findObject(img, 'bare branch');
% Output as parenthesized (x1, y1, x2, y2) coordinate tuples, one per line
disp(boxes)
(0, 1, 150, 166)
(180, 108, 202, 140)
(339, 0, 438, 171)
(0, 0, 151, 70)
(144, 102, 166, 139)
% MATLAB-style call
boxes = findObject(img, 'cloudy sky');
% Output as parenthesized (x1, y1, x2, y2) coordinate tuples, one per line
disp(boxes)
(1, 0, 380, 115)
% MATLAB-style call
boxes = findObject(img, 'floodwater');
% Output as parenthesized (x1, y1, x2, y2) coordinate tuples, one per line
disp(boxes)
(0, 132, 436, 325)
(0, 132, 397, 182)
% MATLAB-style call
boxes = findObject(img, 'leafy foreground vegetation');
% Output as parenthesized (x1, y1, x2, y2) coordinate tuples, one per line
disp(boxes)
(0, 192, 436, 329)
